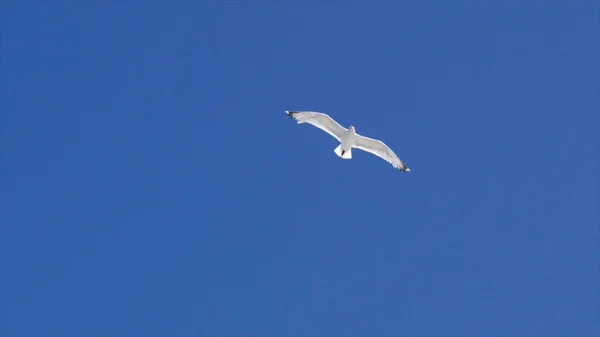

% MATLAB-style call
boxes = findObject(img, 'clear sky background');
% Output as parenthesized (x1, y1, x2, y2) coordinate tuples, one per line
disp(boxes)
(1, 2, 598, 337)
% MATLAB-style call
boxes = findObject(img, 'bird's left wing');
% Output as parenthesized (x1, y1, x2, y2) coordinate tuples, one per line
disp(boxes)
(285, 111, 347, 141)
(353, 134, 410, 171)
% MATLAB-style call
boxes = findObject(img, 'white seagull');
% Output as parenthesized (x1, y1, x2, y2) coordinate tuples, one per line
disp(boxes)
(285, 110, 410, 172)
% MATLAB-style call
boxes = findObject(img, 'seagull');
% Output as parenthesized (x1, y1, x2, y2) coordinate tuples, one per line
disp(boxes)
(285, 110, 410, 172)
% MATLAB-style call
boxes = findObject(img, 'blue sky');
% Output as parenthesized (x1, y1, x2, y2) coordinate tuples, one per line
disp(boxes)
(1, 2, 598, 336)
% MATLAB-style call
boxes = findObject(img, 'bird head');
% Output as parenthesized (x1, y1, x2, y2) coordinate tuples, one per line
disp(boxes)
(349, 125, 355, 132)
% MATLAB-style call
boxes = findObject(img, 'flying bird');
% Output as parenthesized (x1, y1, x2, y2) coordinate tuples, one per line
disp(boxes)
(285, 110, 410, 172)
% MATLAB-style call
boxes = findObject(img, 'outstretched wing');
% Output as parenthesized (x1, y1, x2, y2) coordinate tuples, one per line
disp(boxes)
(352, 134, 410, 172)
(285, 111, 347, 141)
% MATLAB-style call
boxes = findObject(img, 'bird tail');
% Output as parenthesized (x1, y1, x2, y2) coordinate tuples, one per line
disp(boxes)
(334, 144, 352, 159)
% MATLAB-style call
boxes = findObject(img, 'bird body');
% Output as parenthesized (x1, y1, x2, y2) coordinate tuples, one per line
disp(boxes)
(335, 124, 356, 159)
(285, 110, 410, 172)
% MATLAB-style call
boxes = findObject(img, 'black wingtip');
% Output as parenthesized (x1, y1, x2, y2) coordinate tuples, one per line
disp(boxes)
(285, 111, 300, 120)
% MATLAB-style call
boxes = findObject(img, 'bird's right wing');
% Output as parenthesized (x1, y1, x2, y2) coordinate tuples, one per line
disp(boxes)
(285, 111, 347, 141)
(353, 134, 410, 172)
